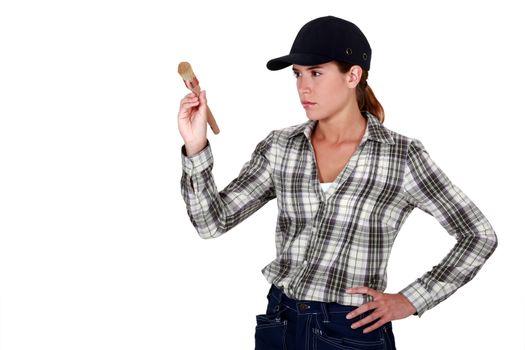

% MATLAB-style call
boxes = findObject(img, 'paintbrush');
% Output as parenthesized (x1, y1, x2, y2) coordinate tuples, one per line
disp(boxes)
(178, 62, 220, 135)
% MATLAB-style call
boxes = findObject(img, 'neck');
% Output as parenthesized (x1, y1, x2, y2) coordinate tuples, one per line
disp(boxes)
(312, 103, 366, 145)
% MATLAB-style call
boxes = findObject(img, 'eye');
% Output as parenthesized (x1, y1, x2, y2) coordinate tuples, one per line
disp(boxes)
(312, 71, 321, 77)
(293, 71, 301, 78)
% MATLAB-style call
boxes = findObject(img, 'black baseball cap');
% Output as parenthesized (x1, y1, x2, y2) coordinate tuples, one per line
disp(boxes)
(266, 16, 372, 71)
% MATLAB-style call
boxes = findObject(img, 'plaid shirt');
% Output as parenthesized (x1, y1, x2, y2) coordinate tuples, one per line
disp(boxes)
(180, 111, 498, 317)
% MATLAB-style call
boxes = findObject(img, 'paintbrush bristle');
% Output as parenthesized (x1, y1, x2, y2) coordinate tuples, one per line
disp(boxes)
(178, 61, 195, 82)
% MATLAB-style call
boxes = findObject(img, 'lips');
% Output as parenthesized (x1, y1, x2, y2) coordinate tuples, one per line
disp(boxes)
(301, 100, 316, 108)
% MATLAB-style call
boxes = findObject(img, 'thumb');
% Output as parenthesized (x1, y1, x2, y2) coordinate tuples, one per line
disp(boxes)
(199, 90, 207, 105)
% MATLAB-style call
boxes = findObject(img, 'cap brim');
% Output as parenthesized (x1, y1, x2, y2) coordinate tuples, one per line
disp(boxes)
(266, 53, 333, 71)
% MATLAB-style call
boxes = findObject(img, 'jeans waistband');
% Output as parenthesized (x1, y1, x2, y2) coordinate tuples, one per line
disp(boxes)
(268, 284, 360, 315)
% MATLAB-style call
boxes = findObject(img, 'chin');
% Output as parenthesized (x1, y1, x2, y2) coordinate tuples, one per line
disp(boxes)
(305, 112, 326, 121)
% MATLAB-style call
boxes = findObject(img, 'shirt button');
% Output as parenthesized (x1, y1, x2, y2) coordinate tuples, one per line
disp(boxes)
(303, 260, 308, 265)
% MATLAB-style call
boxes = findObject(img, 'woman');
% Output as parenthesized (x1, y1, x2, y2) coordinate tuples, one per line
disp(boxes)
(178, 16, 498, 350)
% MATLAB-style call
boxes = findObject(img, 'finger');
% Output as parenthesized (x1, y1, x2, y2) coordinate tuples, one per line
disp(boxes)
(351, 311, 382, 330)
(180, 94, 200, 105)
(180, 91, 198, 101)
(181, 98, 199, 106)
(197, 90, 207, 114)
(180, 95, 199, 106)
(346, 287, 381, 299)
(363, 319, 388, 334)
(178, 105, 200, 121)
(179, 100, 200, 112)
(346, 301, 378, 320)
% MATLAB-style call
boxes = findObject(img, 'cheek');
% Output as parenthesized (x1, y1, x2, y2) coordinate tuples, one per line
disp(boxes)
(318, 84, 349, 110)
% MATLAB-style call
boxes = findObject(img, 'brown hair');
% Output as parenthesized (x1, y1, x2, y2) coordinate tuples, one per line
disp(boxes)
(334, 61, 385, 124)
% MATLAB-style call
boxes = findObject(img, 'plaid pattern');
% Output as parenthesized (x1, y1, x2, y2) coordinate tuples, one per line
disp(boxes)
(180, 111, 497, 317)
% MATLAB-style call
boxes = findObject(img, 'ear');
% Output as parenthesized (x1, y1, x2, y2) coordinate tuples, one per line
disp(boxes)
(345, 65, 362, 89)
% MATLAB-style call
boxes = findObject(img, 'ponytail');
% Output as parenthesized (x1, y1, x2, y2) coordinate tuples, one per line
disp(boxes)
(334, 61, 385, 124)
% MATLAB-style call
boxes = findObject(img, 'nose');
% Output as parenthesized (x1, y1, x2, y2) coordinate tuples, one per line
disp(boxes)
(297, 75, 312, 95)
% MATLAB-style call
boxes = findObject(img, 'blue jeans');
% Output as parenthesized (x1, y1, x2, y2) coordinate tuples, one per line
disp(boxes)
(254, 284, 396, 350)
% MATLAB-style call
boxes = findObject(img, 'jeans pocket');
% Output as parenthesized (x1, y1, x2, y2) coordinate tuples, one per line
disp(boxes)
(312, 328, 385, 350)
(312, 313, 385, 350)
(254, 314, 287, 350)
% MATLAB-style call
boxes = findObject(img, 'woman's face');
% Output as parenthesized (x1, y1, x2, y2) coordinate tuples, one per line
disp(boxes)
(292, 61, 359, 121)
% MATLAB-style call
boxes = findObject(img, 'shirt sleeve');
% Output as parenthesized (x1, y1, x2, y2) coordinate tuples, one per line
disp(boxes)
(180, 131, 276, 239)
(399, 138, 498, 317)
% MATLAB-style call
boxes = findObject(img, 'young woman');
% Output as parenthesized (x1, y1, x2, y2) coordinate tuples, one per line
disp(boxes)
(178, 16, 498, 350)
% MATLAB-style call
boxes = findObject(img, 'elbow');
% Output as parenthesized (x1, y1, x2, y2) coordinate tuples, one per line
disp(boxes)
(189, 208, 229, 239)
(488, 229, 498, 256)
(197, 228, 221, 240)
(478, 228, 498, 259)
(196, 223, 228, 240)
(197, 231, 214, 239)
(199, 233, 216, 239)
(198, 232, 224, 240)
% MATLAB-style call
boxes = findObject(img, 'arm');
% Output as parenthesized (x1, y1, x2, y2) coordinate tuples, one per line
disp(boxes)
(399, 138, 498, 317)
(180, 131, 276, 239)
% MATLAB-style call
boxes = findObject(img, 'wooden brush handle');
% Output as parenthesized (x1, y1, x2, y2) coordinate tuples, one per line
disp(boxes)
(191, 86, 220, 135)
(205, 105, 220, 135)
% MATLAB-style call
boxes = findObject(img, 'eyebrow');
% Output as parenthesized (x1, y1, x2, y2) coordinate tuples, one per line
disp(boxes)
(292, 65, 323, 72)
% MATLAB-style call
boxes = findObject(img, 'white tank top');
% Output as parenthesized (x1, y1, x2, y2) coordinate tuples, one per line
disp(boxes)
(320, 182, 333, 192)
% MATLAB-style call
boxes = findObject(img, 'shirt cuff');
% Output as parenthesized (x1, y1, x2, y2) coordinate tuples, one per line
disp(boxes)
(399, 280, 434, 318)
(181, 139, 213, 176)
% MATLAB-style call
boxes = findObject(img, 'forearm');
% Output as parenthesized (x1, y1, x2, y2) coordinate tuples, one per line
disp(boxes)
(400, 227, 498, 317)
(180, 140, 229, 239)
(180, 132, 276, 239)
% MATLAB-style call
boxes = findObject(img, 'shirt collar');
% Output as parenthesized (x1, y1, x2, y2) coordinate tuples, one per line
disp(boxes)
(287, 111, 395, 145)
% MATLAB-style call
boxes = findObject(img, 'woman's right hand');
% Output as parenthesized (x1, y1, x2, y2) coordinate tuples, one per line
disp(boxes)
(177, 90, 208, 156)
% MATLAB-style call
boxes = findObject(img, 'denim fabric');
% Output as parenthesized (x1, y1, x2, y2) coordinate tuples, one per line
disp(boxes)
(255, 284, 396, 350)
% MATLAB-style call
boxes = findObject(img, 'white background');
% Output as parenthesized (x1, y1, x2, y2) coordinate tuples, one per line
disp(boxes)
(1, 0, 524, 349)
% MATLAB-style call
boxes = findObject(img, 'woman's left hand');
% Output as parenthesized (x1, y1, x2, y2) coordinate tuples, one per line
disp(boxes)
(345, 287, 417, 333)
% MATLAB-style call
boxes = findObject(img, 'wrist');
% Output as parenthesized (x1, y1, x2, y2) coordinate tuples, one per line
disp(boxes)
(398, 292, 417, 315)
(185, 140, 207, 157)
